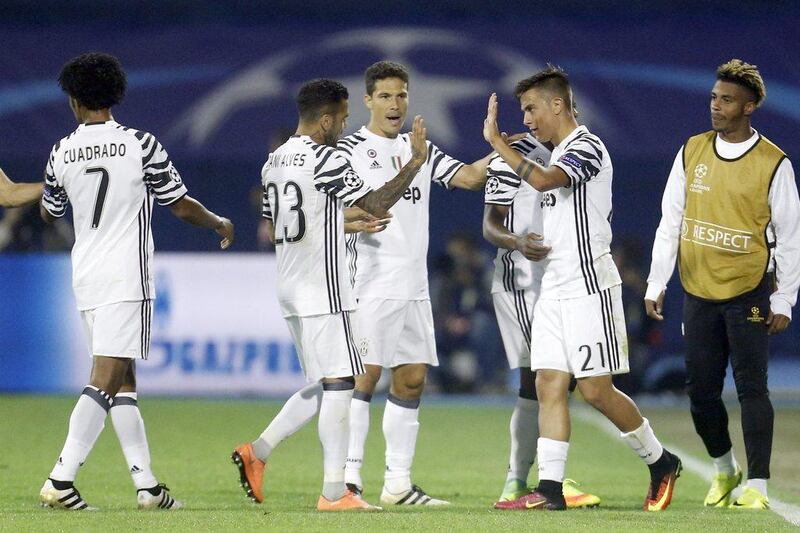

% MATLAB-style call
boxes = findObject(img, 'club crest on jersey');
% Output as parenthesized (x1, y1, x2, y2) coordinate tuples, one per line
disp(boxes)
(358, 338, 369, 357)
(367, 149, 377, 158)
(486, 176, 500, 194)
(390, 155, 402, 170)
(344, 173, 364, 188)
(558, 153, 582, 170)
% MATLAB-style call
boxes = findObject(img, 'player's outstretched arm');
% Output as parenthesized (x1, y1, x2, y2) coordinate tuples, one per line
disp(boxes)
(450, 154, 491, 191)
(483, 204, 550, 261)
(482, 93, 568, 192)
(169, 195, 234, 249)
(0, 168, 43, 208)
(354, 115, 427, 217)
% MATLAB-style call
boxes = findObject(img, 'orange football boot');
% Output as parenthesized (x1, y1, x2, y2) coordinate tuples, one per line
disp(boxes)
(231, 443, 265, 503)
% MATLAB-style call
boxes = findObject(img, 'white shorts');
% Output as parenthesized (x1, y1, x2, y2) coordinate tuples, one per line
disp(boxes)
(285, 310, 365, 382)
(354, 298, 438, 368)
(80, 300, 152, 359)
(492, 289, 538, 369)
(531, 285, 629, 379)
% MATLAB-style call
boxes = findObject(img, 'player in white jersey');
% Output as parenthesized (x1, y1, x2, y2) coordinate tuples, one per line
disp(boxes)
(38, 53, 234, 511)
(336, 61, 491, 506)
(0, 167, 42, 207)
(484, 66, 681, 512)
(232, 79, 429, 512)
(483, 135, 601, 509)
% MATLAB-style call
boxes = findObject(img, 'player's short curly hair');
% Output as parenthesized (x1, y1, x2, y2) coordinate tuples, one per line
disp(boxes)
(514, 65, 574, 114)
(365, 61, 409, 95)
(58, 53, 127, 110)
(716, 59, 766, 107)
(296, 79, 349, 122)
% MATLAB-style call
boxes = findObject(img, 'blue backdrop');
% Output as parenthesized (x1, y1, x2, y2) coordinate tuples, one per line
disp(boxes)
(1, 3, 799, 368)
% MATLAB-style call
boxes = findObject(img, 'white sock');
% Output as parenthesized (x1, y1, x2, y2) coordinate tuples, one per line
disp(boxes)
(712, 449, 738, 477)
(747, 478, 768, 497)
(49, 386, 111, 482)
(620, 418, 663, 465)
(344, 395, 371, 488)
(318, 388, 353, 501)
(383, 394, 420, 495)
(537, 437, 569, 483)
(110, 392, 158, 490)
(506, 397, 538, 484)
(254, 382, 323, 461)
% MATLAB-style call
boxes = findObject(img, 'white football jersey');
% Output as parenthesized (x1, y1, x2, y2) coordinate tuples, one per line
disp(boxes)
(338, 126, 464, 300)
(484, 135, 550, 294)
(262, 135, 372, 317)
(539, 125, 621, 299)
(42, 120, 188, 310)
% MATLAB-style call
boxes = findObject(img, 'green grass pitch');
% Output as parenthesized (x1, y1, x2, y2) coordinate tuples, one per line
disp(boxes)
(1, 395, 798, 531)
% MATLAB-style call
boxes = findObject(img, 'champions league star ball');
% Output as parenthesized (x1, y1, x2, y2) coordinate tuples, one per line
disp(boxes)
(171, 27, 602, 154)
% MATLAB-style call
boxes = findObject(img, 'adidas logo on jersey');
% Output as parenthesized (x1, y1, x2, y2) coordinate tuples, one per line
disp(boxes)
(370, 160, 382, 169)
(130, 465, 143, 474)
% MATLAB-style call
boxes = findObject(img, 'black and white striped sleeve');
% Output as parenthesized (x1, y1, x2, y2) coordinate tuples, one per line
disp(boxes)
(552, 134, 604, 185)
(41, 144, 68, 217)
(484, 153, 521, 206)
(427, 141, 465, 189)
(312, 144, 372, 207)
(138, 132, 188, 206)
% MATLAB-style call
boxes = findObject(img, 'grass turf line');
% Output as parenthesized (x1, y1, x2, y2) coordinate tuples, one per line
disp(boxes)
(0, 395, 796, 532)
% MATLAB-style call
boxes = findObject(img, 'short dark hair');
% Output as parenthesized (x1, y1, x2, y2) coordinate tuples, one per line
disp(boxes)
(514, 65, 573, 112)
(716, 59, 766, 107)
(296, 79, 349, 122)
(365, 61, 409, 95)
(58, 53, 127, 110)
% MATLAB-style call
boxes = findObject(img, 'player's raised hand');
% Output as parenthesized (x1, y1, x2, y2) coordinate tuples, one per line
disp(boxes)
(483, 93, 503, 147)
(644, 291, 665, 321)
(514, 232, 551, 261)
(215, 217, 234, 250)
(410, 115, 427, 163)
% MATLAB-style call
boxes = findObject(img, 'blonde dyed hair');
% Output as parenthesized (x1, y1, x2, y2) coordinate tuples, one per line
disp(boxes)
(716, 59, 766, 107)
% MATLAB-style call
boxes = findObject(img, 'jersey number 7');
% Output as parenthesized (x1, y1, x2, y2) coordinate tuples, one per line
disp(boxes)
(86, 166, 110, 230)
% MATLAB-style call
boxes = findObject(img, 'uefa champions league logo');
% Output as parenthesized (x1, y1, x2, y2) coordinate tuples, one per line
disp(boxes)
(169, 27, 605, 150)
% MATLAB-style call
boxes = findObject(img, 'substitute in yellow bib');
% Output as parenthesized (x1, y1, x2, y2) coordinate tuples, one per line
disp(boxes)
(644, 59, 800, 509)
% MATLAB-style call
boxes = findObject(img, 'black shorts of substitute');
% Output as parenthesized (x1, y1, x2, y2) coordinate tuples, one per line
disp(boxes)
(682, 275, 773, 480)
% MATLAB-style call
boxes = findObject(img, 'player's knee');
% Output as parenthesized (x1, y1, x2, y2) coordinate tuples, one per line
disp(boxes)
(578, 381, 612, 410)
(355, 366, 381, 393)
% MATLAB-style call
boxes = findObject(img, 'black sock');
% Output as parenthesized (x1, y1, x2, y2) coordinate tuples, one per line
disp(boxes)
(536, 479, 563, 500)
(49, 478, 73, 490)
(648, 449, 674, 477)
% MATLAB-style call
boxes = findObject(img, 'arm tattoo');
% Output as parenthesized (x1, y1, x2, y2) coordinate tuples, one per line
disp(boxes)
(356, 159, 424, 216)
(516, 159, 535, 181)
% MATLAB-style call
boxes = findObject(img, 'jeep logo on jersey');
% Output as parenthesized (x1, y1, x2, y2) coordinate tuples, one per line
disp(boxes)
(541, 192, 557, 207)
(403, 186, 422, 203)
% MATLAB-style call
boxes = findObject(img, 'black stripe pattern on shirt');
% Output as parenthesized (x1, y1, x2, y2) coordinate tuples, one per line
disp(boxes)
(555, 132, 604, 186)
(345, 233, 358, 287)
(324, 194, 342, 314)
(572, 181, 599, 295)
